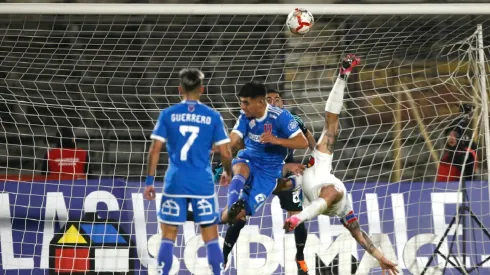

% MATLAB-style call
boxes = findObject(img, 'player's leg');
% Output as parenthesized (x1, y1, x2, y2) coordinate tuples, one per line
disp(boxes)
(222, 172, 276, 268)
(200, 224, 225, 275)
(284, 185, 343, 232)
(157, 196, 187, 275)
(277, 191, 309, 275)
(316, 54, 360, 156)
(283, 55, 360, 232)
(158, 224, 178, 275)
(192, 197, 224, 275)
(220, 161, 250, 224)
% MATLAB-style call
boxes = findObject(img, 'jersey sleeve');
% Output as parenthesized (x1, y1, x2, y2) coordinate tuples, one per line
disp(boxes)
(150, 110, 167, 142)
(293, 114, 308, 135)
(231, 112, 248, 139)
(278, 110, 302, 139)
(213, 114, 231, 146)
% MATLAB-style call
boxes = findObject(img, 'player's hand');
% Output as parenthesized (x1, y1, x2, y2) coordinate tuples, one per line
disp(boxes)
(260, 131, 278, 144)
(220, 170, 232, 186)
(379, 256, 399, 275)
(144, 186, 156, 200)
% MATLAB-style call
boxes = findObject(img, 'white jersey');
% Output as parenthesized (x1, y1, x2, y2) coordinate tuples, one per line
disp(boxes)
(291, 149, 357, 225)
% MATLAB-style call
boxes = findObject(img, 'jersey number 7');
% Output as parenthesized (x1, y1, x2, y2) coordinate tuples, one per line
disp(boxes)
(179, 125, 199, 161)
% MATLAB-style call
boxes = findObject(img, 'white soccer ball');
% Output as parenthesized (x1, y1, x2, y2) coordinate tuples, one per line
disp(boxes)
(286, 8, 314, 35)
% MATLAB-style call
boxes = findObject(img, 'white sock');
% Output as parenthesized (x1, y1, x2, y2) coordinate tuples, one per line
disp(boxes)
(296, 198, 328, 223)
(325, 77, 346, 114)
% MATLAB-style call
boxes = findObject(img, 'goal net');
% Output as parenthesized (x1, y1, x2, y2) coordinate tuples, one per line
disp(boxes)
(0, 4, 489, 275)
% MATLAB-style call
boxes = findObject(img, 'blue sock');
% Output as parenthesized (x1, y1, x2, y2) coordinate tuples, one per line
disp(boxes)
(158, 238, 174, 275)
(226, 174, 247, 209)
(206, 238, 224, 275)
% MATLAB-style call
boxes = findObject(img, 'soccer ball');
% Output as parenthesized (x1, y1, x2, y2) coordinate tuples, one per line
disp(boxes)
(286, 8, 314, 35)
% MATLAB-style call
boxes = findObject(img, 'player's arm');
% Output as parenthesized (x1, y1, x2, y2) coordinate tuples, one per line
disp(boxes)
(144, 111, 167, 200)
(146, 139, 164, 178)
(229, 131, 244, 153)
(213, 114, 233, 185)
(306, 130, 316, 150)
(261, 111, 308, 149)
(294, 114, 316, 150)
(267, 132, 308, 149)
(345, 220, 398, 274)
(229, 112, 248, 153)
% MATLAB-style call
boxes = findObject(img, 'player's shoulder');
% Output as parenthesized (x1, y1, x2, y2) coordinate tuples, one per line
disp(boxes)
(272, 106, 296, 121)
(196, 101, 215, 112)
(266, 105, 286, 120)
(237, 110, 250, 120)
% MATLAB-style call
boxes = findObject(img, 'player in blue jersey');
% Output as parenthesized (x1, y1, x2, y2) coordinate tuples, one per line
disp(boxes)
(143, 68, 232, 275)
(220, 80, 309, 269)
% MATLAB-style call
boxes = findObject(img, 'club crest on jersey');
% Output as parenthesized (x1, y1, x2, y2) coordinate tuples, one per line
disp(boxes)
(188, 104, 196, 112)
(288, 120, 298, 131)
(264, 123, 272, 133)
(307, 156, 315, 168)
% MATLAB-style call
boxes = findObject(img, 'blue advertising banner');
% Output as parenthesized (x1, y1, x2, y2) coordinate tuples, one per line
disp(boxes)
(1, 179, 490, 275)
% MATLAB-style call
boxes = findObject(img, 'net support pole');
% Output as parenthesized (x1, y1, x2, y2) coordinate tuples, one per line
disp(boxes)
(476, 24, 490, 188)
(402, 84, 440, 165)
(393, 85, 403, 183)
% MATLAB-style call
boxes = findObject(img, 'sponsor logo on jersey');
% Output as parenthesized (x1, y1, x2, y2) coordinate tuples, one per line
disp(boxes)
(264, 123, 272, 133)
(307, 156, 315, 168)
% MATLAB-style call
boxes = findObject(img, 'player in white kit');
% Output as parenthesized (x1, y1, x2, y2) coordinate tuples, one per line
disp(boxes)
(282, 54, 399, 275)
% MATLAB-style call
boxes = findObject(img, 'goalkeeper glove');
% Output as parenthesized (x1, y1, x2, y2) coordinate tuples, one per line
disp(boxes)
(213, 163, 224, 183)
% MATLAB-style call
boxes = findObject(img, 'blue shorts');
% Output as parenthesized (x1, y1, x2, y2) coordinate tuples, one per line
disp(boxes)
(229, 155, 279, 216)
(158, 194, 219, 225)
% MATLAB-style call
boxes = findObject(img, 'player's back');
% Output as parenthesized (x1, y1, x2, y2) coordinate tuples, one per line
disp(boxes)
(153, 100, 228, 197)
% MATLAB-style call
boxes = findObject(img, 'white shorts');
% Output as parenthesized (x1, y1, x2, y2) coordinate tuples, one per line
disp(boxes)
(293, 149, 352, 218)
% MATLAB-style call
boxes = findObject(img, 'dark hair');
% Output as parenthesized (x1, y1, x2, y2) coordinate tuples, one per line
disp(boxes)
(267, 88, 282, 97)
(57, 127, 75, 148)
(179, 68, 204, 92)
(238, 81, 267, 99)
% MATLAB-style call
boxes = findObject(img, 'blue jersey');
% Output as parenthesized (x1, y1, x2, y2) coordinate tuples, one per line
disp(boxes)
(151, 100, 230, 197)
(231, 104, 301, 178)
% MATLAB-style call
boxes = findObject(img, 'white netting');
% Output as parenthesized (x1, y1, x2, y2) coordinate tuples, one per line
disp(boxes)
(0, 8, 489, 275)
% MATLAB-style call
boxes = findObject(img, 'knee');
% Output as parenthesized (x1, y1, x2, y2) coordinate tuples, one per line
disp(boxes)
(160, 223, 178, 240)
(232, 162, 250, 178)
(319, 185, 343, 204)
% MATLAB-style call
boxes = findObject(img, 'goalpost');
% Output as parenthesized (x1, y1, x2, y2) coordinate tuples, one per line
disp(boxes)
(0, 3, 489, 275)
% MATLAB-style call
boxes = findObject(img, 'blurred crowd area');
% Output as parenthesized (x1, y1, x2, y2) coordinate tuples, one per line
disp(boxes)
(0, 1, 488, 184)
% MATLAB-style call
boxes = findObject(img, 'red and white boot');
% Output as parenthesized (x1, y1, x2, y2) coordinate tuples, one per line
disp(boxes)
(339, 54, 361, 80)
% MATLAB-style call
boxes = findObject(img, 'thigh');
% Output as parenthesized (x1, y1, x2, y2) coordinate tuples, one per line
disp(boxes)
(243, 173, 277, 216)
(191, 196, 219, 226)
(158, 195, 188, 225)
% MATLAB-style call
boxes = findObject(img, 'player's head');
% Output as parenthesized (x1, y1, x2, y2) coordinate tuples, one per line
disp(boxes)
(266, 88, 284, 109)
(178, 68, 205, 95)
(238, 80, 268, 118)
